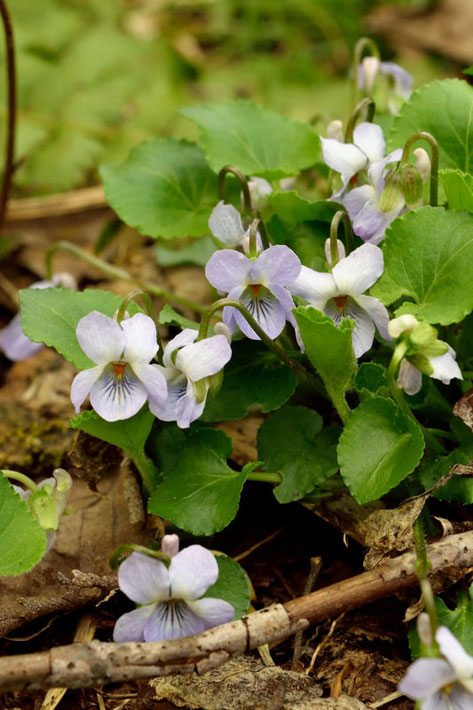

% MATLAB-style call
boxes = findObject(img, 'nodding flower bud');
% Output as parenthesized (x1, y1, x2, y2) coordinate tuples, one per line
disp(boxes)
(53, 272, 77, 291)
(413, 148, 431, 183)
(388, 314, 419, 339)
(326, 119, 344, 142)
(399, 164, 424, 206)
(214, 322, 232, 344)
(408, 321, 438, 349)
(379, 172, 404, 213)
(416, 612, 433, 647)
(360, 56, 381, 94)
(161, 533, 179, 558)
(324, 238, 346, 268)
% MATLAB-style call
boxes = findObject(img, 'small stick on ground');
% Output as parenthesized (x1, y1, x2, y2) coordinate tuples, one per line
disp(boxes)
(1, 530, 473, 692)
(291, 556, 322, 669)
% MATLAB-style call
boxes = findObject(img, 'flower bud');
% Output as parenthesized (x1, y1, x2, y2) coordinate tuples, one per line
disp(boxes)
(161, 534, 179, 558)
(214, 322, 232, 344)
(360, 56, 380, 94)
(248, 177, 272, 210)
(408, 321, 438, 349)
(324, 238, 346, 267)
(52, 272, 77, 291)
(379, 172, 404, 213)
(326, 119, 343, 142)
(413, 148, 431, 183)
(399, 164, 424, 206)
(388, 314, 419, 339)
(416, 612, 433, 647)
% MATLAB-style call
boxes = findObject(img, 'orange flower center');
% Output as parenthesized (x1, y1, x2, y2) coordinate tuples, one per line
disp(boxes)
(334, 295, 347, 311)
(112, 362, 127, 377)
(249, 284, 261, 297)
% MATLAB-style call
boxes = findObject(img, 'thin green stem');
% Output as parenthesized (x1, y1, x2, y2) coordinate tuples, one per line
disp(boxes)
(247, 472, 282, 484)
(329, 210, 354, 265)
(344, 97, 376, 144)
(248, 216, 270, 254)
(197, 298, 320, 390)
(413, 517, 439, 644)
(351, 37, 381, 109)
(2, 470, 38, 493)
(425, 428, 457, 442)
(0, 0, 16, 232)
(109, 543, 169, 571)
(218, 165, 253, 213)
(46, 241, 207, 314)
(400, 132, 439, 207)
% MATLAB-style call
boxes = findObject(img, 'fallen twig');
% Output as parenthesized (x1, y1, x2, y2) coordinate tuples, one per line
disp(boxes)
(1, 530, 473, 692)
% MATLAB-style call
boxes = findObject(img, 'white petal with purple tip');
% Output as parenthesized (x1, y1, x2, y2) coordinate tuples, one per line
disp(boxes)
(341, 185, 379, 223)
(70, 364, 105, 413)
(113, 604, 155, 642)
(118, 552, 170, 604)
(89, 366, 147, 421)
(205, 250, 252, 292)
(121, 313, 159, 364)
(332, 243, 384, 296)
(76, 311, 125, 364)
(169, 545, 219, 601)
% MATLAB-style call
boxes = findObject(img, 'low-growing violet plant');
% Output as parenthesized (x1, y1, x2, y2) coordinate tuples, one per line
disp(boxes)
(8, 37, 473, 660)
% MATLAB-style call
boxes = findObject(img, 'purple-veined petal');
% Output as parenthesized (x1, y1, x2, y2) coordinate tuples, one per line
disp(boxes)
(355, 295, 391, 340)
(162, 329, 197, 370)
(118, 552, 170, 604)
(250, 245, 301, 286)
(437, 627, 473, 678)
(269, 284, 297, 327)
(324, 238, 346, 267)
(289, 266, 336, 309)
(429, 347, 462, 386)
(121, 313, 159, 364)
(325, 298, 375, 358)
(130, 362, 168, 404)
(398, 657, 457, 699)
(0, 314, 44, 361)
(321, 137, 368, 187)
(205, 250, 252, 292)
(208, 201, 244, 247)
(398, 359, 422, 395)
(144, 600, 206, 641)
(341, 185, 379, 223)
(169, 545, 219, 601)
(221, 285, 244, 334)
(353, 122, 385, 164)
(70, 364, 105, 413)
(357, 56, 380, 92)
(332, 243, 384, 296)
(149, 371, 187, 423)
(175, 335, 232, 381)
(187, 598, 235, 627)
(89, 365, 147, 421)
(236, 286, 286, 340)
(174, 379, 207, 428)
(380, 61, 413, 99)
(113, 604, 155, 642)
(76, 311, 125, 365)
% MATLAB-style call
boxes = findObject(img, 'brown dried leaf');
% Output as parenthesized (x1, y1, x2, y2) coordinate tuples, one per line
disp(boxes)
(453, 388, 473, 430)
(304, 492, 384, 546)
(217, 415, 263, 467)
(151, 656, 368, 709)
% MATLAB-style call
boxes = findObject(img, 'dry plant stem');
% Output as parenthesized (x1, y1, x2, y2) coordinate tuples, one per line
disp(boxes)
(0, 0, 16, 231)
(291, 556, 322, 669)
(3, 530, 473, 692)
(46, 240, 207, 314)
(6, 186, 107, 222)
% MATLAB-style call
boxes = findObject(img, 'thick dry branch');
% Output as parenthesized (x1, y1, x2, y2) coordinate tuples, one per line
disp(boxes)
(5, 186, 108, 222)
(2, 530, 473, 692)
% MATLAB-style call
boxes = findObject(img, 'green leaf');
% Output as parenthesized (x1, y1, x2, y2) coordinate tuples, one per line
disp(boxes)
(0, 475, 47, 575)
(389, 79, 473, 172)
(258, 406, 340, 503)
(181, 100, 320, 179)
(100, 138, 219, 238)
(440, 169, 473, 211)
(371, 207, 473, 324)
(158, 304, 200, 331)
(267, 191, 340, 223)
(434, 586, 473, 655)
(148, 426, 250, 535)
(202, 340, 297, 422)
(337, 397, 425, 504)
(294, 306, 356, 421)
(203, 555, 250, 620)
(419, 442, 473, 504)
(19, 288, 140, 369)
(155, 237, 216, 267)
(354, 363, 389, 397)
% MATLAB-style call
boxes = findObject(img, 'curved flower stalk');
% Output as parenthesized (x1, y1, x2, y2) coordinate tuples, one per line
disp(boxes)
(399, 626, 473, 707)
(113, 536, 234, 642)
(290, 242, 390, 358)
(388, 315, 462, 395)
(0, 273, 76, 361)
(71, 311, 167, 422)
(341, 148, 430, 245)
(205, 245, 301, 341)
(149, 328, 232, 428)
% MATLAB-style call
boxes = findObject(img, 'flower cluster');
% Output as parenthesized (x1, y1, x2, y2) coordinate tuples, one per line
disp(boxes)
(113, 535, 234, 642)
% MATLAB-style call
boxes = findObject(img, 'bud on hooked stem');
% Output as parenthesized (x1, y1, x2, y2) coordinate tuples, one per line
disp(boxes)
(351, 37, 381, 109)
(217, 165, 253, 214)
(329, 209, 354, 267)
(400, 132, 439, 207)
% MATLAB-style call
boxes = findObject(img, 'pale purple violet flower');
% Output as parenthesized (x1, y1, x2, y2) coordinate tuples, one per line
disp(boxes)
(113, 540, 235, 642)
(0, 273, 76, 362)
(205, 245, 301, 341)
(358, 56, 413, 102)
(321, 121, 386, 195)
(290, 242, 390, 358)
(399, 626, 473, 708)
(71, 311, 167, 422)
(149, 328, 232, 428)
